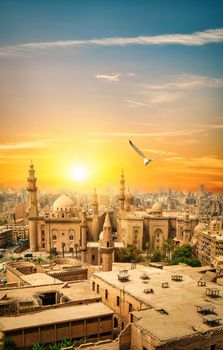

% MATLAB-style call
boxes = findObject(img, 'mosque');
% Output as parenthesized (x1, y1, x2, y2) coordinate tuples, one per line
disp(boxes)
(27, 163, 198, 269)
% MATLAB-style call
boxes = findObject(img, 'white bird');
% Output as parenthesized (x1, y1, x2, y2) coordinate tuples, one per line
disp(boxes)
(129, 140, 167, 166)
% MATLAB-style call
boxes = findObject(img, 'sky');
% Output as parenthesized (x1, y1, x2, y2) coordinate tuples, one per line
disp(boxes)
(0, 0, 223, 192)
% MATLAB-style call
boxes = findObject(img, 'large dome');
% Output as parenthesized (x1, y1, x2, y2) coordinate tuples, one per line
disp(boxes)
(52, 194, 75, 212)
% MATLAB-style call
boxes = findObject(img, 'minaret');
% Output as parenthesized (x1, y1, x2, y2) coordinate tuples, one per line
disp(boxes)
(27, 162, 38, 251)
(182, 212, 191, 244)
(80, 209, 87, 263)
(92, 189, 99, 241)
(100, 212, 114, 272)
(118, 170, 125, 211)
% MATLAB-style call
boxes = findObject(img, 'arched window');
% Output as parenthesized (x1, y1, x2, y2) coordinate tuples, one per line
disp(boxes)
(154, 228, 163, 249)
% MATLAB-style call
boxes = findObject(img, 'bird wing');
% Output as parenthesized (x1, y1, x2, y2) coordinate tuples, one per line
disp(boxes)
(129, 140, 147, 159)
(151, 152, 168, 161)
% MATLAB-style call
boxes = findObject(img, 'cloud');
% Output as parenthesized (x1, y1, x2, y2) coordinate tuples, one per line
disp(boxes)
(1, 28, 223, 57)
(0, 139, 55, 150)
(144, 74, 223, 90)
(197, 123, 223, 129)
(90, 128, 206, 138)
(125, 99, 148, 107)
(95, 74, 121, 82)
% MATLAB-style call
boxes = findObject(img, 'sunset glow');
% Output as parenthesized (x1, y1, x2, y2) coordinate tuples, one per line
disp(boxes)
(0, 1, 222, 192)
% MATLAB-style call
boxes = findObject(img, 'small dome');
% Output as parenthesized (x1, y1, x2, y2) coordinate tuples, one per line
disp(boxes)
(151, 202, 163, 213)
(194, 222, 205, 234)
(99, 231, 103, 241)
(52, 194, 74, 212)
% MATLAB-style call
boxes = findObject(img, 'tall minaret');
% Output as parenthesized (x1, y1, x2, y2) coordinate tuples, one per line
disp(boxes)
(182, 212, 191, 244)
(27, 162, 38, 251)
(118, 169, 125, 211)
(92, 189, 99, 241)
(100, 212, 114, 271)
(80, 209, 87, 263)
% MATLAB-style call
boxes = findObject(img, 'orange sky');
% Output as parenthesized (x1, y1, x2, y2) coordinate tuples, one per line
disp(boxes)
(0, 3, 223, 192)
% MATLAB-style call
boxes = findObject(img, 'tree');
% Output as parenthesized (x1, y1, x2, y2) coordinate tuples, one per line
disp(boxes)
(145, 242, 150, 262)
(171, 244, 201, 267)
(172, 244, 193, 260)
(150, 249, 162, 262)
(2, 336, 16, 350)
(61, 242, 66, 258)
(162, 239, 175, 260)
(116, 244, 142, 262)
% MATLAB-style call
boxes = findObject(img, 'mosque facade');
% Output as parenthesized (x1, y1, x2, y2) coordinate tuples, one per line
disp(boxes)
(27, 163, 198, 268)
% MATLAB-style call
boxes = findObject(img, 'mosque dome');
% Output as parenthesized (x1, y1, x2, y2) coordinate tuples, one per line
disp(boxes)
(151, 202, 163, 213)
(194, 222, 206, 235)
(52, 194, 75, 212)
(126, 191, 134, 205)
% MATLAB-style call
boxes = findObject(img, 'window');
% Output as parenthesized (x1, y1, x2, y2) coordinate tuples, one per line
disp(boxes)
(116, 296, 120, 306)
(69, 235, 74, 240)
(129, 303, 133, 312)
(210, 345, 216, 350)
(97, 284, 99, 293)
(130, 313, 133, 322)
(92, 282, 95, 291)
(105, 289, 108, 299)
(86, 317, 98, 323)
(92, 254, 95, 261)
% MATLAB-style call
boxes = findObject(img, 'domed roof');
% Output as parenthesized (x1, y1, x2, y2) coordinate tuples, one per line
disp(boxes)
(52, 194, 74, 211)
(99, 231, 104, 241)
(194, 222, 205, 234)
(151, 202, 163, 213)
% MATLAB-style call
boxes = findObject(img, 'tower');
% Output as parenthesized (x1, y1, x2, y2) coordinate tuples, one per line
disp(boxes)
(92, 189, 99, 241)
(80, 209, 87, 263)
(27, 162, 38, 251)
(118, 170, 125, 211)
(182, 212, 191, 244)
(100, 212, 114, 272)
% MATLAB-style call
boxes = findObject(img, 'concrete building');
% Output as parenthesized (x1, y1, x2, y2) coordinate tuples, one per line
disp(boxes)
(0, 279, 113, 350)
(195, 219, 223, 266)
(90, 264, 223, 350)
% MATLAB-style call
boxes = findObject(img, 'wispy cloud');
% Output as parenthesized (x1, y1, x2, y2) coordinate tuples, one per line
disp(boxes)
(0, 139, 55, 150)
(125, 99, 148, 107)
(1, 28, 223, 57)
(95, 73, 121, 82)
(197, 123, 223, 129)
(90, 128, 206, 138)
(144, 74, 223, 90)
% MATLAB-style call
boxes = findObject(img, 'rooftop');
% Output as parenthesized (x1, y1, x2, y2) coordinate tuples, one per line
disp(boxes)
(94, 264, 223, 340)
(0, 302, 113, 331)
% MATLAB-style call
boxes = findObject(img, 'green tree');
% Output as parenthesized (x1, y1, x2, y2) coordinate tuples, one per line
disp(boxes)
(171, 257, 201, 267)
(116, 244, 142, 262)
(162, 239, 175, 260)
(2, 336, 16, 350)
(150, 249, 162, 262)
(172, 244, 193, 260)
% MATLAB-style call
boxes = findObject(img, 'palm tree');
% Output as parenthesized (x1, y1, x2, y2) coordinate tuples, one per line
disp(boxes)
(162, 239, 175, 261)
(61, 242, 66, 258)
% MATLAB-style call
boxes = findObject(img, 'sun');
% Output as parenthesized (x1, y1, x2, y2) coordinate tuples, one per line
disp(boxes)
(70, 165, 87, 182)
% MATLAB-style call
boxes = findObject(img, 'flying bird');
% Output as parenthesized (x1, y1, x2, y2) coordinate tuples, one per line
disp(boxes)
(129, 140, 167, 166)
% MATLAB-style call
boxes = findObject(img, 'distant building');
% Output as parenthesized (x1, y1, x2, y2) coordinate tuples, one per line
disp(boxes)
(195, 219, 223, 266)
(0, 229, 12, 248)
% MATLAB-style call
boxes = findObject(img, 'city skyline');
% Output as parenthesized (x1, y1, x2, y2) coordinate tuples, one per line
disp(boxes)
(0, 0, 223, 192)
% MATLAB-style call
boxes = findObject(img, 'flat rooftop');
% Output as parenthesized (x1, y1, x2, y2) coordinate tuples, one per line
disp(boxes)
(21, 272, 61, 286)
(0, 302, 113, 331)
(0, 281, 101, 306)
(93, 264, 223, 340)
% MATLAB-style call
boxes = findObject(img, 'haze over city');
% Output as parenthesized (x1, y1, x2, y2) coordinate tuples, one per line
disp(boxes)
(0, 0, 223, 192)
